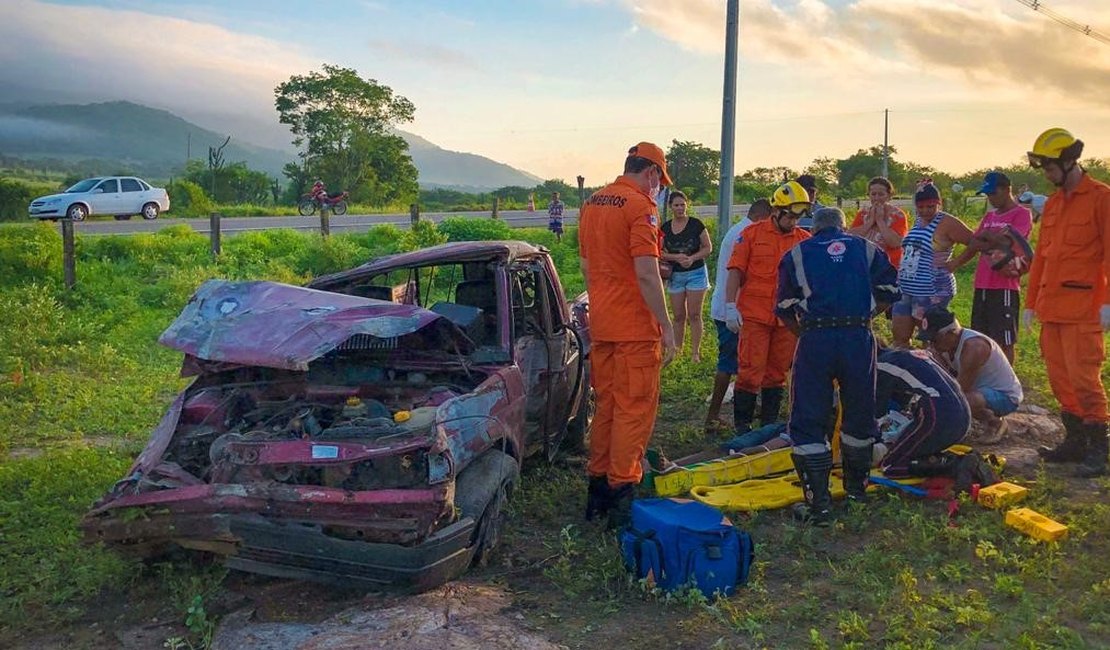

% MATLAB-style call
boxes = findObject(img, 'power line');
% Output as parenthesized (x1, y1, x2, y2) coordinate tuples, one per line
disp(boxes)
(1013, 0, 1110, 47)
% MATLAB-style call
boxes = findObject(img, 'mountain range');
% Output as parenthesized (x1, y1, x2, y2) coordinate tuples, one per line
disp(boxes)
(0, 101, 542, 192)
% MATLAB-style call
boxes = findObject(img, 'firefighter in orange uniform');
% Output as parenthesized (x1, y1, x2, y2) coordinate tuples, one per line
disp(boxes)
(1025, 128, 1110, 477)
(579, 142, 677, 527)
(724, 181, 812, 433)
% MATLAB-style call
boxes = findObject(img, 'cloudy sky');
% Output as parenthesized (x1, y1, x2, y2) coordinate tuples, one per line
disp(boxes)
(1, 0, 1109, 184)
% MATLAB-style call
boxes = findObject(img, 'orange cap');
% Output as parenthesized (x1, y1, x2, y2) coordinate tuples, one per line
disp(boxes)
(627, 142, 673, 186)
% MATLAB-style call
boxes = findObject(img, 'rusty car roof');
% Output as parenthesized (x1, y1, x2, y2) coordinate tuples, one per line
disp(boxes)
(308, 240, 546, 290)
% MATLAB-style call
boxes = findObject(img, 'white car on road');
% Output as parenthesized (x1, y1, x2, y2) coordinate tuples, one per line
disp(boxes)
(29, 176, 171, 221)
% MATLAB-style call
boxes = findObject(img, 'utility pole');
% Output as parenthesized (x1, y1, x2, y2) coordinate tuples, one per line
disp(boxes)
(882, 109, 889, 178)
(186, 131, 191, 164)
(717, 0, 740, 235)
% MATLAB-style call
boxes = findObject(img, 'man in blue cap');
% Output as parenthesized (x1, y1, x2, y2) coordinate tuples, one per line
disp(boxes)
(776, 207, 900, 524)
(946, 171, 1033, 363)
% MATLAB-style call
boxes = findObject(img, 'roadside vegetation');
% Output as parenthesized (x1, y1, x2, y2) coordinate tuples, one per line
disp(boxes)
(0, 213, 1106, 648)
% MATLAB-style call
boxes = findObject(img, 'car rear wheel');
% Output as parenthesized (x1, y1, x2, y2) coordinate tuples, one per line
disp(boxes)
(66, 204, 87, 221)
(141, 203, 159, 220)
(455, 449, 519, 567)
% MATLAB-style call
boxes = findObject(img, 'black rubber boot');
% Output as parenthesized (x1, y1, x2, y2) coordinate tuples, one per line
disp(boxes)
(585, 475, 610, 522)
(841, 443, 874, 504)
(733, 390, 759, 435)
(1075, 422, 1109, 478)
(606, 483, 635, 530)
(758, 387, 785, 426)
(791, 452, 833, 526)
(1039, 412, 1087, 462)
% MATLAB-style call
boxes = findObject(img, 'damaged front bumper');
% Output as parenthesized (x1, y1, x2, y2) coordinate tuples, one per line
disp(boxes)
(82, 482, 475, 591)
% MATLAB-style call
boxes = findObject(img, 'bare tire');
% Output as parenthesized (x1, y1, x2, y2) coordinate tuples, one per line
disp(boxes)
(298, 200, 316, 216)
(66, 204, 87, 221)
(455, 449, 519, 567)
(141, 203, 159, 220)
(332, 200, 348, 216)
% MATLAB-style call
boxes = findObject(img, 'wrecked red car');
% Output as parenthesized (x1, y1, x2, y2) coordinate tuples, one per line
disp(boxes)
(82, 241, 592, 590)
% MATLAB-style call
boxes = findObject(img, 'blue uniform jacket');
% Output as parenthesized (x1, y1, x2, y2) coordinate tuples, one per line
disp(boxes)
(775, 227, 900, 325)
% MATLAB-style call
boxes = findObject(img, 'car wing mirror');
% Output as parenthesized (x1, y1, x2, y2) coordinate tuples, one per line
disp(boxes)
(92, 188, 104, 194)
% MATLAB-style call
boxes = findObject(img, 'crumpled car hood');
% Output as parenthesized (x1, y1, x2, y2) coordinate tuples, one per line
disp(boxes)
(159, 280, 473, 372)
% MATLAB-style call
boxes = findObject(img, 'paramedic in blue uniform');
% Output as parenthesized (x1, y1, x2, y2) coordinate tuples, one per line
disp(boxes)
(776, 207, 901, 524)
(875, 348, 971, 478)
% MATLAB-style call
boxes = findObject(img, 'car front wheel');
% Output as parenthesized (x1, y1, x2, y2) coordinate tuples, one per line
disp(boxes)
(141, 203, 159, 220)
(67, 204, 87, 221)
(455, 449, 519, 567)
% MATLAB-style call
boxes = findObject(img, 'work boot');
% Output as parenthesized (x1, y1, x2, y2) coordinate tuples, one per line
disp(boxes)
(758, 387, 785, 426)
(733, 390, 758, 435)
(606, 483, 636, 530)
(1039, 412, 1087, 462)
(585, 475, 610, 522)
(841, 443, 874, 504)
(791, 452, 833, 526)
(1075, 422, 1109, 478)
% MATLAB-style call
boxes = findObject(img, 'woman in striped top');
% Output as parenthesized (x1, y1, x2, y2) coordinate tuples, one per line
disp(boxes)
(891, 181, 974, 347)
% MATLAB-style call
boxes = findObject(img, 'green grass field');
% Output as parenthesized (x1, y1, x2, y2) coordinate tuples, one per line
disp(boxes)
(0, 219, 1106, 649)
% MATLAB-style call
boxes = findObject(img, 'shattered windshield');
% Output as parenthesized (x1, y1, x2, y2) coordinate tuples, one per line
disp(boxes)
(345, 261, 509, 363)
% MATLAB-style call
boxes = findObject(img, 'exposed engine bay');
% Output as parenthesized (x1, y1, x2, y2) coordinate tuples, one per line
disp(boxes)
(163, 358, 483, 492)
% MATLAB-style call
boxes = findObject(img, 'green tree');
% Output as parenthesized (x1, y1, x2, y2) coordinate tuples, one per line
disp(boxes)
(534, 179, 578, 206)
(184, 160, 272, 204)
(665, 140, 719, 203)
(275, 64, 419, 206)
(803, 157, 839, 198)
(740, 166, 797, 185)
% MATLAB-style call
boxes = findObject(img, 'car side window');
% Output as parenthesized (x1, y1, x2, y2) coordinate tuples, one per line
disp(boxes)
(138, 180, 151, 191)
(120, 179, 142, 192)
(96, 179, 119, 193)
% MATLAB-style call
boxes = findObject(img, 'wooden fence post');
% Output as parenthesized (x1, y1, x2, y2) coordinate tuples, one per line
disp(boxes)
(62, 219, 76, 290)
(492, 197, 500, 219)
(320, 204, 331, 237)
(410, 203, 420, 225)
(576, 175, 585, 208)
(209, 212, 222, 257)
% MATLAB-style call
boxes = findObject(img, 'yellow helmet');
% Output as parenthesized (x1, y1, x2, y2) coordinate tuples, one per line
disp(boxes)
(771, 180, 811, 210)
(1028, 128, 1084, 166)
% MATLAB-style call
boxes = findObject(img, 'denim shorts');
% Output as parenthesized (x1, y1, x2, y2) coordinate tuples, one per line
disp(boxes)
(980, 388, 1020, 417)
(714, 319, 739, 374)
(667, 266, 710, 294)
(891, 293, 951, 320)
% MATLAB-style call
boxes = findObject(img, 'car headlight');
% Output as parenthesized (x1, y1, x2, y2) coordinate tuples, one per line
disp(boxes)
(43, 198, 61, 205)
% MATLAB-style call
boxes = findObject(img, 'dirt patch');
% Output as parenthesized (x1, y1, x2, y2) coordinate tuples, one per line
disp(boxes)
(211, 583, 565, 650)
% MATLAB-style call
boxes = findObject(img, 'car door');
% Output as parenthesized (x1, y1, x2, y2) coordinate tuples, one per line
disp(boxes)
(119, 178, 145, 214)
(90, 178, 122, 215)
(534, 264, 582, 459)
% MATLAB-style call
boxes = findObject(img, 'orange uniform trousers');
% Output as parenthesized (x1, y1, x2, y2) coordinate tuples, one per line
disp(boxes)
(1041, 321, 1108, 423)
(734, 320, 797, 394)
(587, 340, 662, 487)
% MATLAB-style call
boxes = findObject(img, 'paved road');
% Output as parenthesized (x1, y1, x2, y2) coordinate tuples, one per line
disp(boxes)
(50, 200, 907, 237)
(60, 205, 732, 236)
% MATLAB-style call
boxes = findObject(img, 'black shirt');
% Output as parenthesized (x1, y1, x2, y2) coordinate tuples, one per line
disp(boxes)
(661, 217, 707, 271)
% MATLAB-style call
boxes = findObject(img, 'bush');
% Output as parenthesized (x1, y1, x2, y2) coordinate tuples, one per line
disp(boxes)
(401, 220, 449, 251)
(0, 177, 60, 222)
(437, 216, 512, 242)
(166, 179, 213, 218)
(0, 224, 63, 283)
